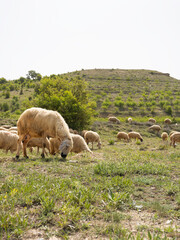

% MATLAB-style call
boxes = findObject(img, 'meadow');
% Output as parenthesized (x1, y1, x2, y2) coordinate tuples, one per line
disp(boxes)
(0, 119, 179, 240)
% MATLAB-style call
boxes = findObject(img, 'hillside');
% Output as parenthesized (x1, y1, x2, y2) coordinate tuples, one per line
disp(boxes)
(0, 69, 180, 125)
(65, 69, 180, 118)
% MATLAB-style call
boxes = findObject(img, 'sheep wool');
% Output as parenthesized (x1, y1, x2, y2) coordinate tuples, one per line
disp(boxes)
(16, 107, 73, 159)
(117, 132, 129, 142)
(128, 131, 143, 142)
(84, 130, 102, 149)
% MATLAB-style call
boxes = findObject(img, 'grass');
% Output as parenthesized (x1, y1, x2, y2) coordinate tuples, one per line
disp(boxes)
(0, 119, 180, 239)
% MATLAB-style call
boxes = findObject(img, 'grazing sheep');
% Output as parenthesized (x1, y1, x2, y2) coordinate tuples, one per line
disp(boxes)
(117, 132, 129, 142)
(169, 131, 178, 137)
(49, 133, 93, 155)
(161, 132, 168, 141)
(108, 116, 120, 124)
(148, 118, 156, 124)
(170, 132, 180, 147)
(27, 137, 50, 156)
(128, 131, 143, 142)
(16, 107, 73, 159)
(128, 117, 132, 124)
(69, 129, 78, 134)
(84, 131, 101, 149)
(164, 118, 172, 124)
(81, 130, 88, 138)
(149, 125, 161, 133)
(0, 131, 22, 153)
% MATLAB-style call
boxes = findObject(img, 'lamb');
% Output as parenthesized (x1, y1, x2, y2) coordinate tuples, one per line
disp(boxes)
(117, 132, 129, 142)
(170, 132, 180, 147)
(84, 130, 102, 149)
(148, 118, 156, 124)
(16, 107, 73, 159)
(149, 125, 161, 133)
(49, 133, 92, 155)
(161, 132, 168, 141)
(128, 131, 143, 142)
(0, 131, 22, 153)
(128, 117, 132, 124)
(108, 116, 120, 124)
(164, 118, 172, 124)
(27, 137, 50, 156)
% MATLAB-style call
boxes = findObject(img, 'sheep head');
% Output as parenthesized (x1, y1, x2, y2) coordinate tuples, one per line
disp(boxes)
(59, 137, 73, 158)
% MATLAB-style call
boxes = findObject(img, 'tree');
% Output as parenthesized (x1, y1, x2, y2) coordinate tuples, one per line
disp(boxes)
(33, 75, 92, 130)
(26, 70, 42, 80)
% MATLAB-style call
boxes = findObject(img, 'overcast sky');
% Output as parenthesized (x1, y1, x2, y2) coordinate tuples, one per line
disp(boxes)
(1, 0, 180, 80)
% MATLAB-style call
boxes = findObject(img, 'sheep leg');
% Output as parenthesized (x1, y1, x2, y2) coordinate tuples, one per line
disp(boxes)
(22, 141, 29, 158)
(92, 142, 94, 150)
(41, 138, 46, 158)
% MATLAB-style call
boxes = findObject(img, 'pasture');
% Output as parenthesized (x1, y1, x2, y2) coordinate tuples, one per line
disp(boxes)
(0, 120, 180, 240)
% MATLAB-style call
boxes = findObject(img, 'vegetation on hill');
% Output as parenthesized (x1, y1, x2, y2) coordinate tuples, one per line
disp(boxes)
(0, 69, 180, 128)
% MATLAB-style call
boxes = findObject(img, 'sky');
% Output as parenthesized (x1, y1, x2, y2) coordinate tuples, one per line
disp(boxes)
(0, 0, 180, 80)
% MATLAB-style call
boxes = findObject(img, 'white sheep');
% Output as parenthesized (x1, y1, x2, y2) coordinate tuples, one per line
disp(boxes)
(81, 130, 88, 138)
(27, 137, 50, 156)
(0, 131, 22, 153)
(108, 116, 120, 124)
(164, 118, 172, 124)
(149, 125, 161, 133)
(84, 130, 101, 149)
(117, 132, 129, 142)
(161, 132, 168, 142)
(128, 117, 132, 124)
(16, 107, 73, 159)
(169, 131, 178, 137)
(49, 133, 93, 155)
(170, 132, 180, 147)
(128, 131, 143, 142)
(148, 118, 156, 124)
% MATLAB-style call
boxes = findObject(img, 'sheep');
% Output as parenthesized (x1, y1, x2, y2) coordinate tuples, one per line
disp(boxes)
(161, 132, 168, 142)
(117, 132, 129, 142)
(81, 130, 88, 138)
(128, 131, 143, 142)
(16, 107, 73, 159)
(27, 137, 50, 156)
(69, 129, 78, 134)
(164, 118, 172, 124)
(49, 134, 93, 155)
(108, 116, 120, 124)
(8, 126, 18, 131)
(0, 127, 6, 131)
(170, 132, 180, 147)
(128, 117, 132, 124)
(148, 118, 156, 124)
(0, 131, 22, 153)
(169, 131, 178, 137)
(84, 130, 101, 149)
(149, 125, 161, 133)
(1, 125, 11, 129)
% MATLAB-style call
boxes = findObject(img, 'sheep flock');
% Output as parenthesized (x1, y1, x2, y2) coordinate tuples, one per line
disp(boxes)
(0, 109, 180, 160)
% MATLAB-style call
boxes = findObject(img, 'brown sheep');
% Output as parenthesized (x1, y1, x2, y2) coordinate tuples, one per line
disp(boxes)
(128, 131, 143, 142)
(49, 134, 92, 155)
(164, 118, 172, 124)
(149, 125, 161, 133)
(84, 131, 101, 149)
(161, 132, 168, 141)
(16, 107, 73, 159)
(27, 137, 50, 156)
(148, 118, 156, 124)
(0, 131, 22, 153)
(108, 116, 120, 124)
(117, 132, 129, 142)
(170, 132, 180, 147)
